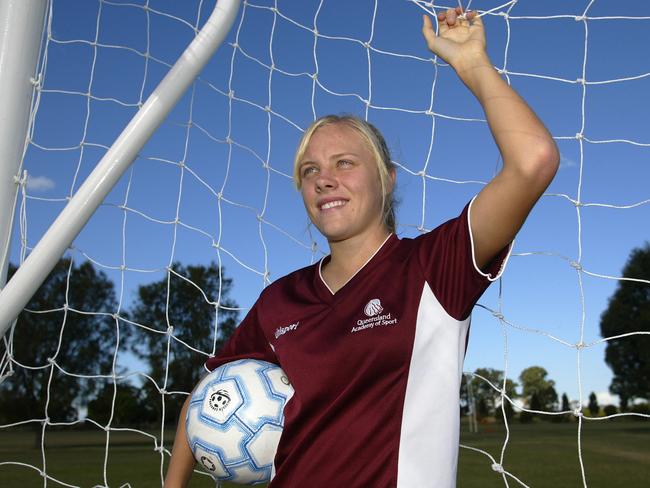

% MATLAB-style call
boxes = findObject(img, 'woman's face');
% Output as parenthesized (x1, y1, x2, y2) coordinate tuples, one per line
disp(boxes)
(298, 123, 388, 243)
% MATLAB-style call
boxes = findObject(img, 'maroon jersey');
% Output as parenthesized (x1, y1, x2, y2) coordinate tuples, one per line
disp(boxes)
(206, 200, 510, 487)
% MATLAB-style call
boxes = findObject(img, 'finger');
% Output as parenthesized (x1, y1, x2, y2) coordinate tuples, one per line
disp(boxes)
(422, 15, 444, 45)
(421, 15, 437, 45)
(422, 14, 434, 32)
(466, 10, 483, 27)
(432, 13, 451, 36)
(457, 6, 468, 22)
(422, 14, 451, 56)
(447, 9, 457, 26)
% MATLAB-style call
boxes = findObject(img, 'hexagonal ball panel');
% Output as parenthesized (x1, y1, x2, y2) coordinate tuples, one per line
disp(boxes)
(201, 378, 242, 424)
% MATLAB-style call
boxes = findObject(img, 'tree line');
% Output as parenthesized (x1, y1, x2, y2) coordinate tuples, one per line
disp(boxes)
(0, 242, 648, 428)
(463, 242, 650, 423)
(0, 259, 238, 429)
(460, 366, 645, 424)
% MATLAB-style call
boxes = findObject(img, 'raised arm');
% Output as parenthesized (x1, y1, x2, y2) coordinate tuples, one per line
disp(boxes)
(422, 8, 559, 269)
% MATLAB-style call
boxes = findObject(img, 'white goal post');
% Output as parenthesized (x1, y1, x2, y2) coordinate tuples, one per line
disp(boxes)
(0, 0, 48, 294)
(0, 0, 242, 336)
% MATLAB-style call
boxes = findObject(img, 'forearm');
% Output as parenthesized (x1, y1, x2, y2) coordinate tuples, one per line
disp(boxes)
(455, 52, 559, 180)
(164, 396, 196, 488)
(422, 9, 560, 266)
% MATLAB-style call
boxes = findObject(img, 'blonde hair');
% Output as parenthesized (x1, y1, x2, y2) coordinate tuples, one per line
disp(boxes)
(293, 115, 397, 233)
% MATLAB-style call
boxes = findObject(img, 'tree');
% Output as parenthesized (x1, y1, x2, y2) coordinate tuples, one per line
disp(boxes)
(588, 392, 599, 416)
(519, 366, 558, 412)
(603, 404, 618, 417)
(552, 392, 572, 423)
(495, 395, 515, 423)
(476, 397, 489, 419)
(459, 374, 471, 416)
(0, 260, 119, 438)
(561, 393, 570, 412)
(463, 368, 517, 420)
(130, 262, 239, 425)
(87, 382, 155, 426)
(600, 243, 650, 408)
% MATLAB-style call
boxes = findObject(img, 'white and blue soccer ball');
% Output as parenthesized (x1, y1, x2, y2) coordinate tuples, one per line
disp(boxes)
(185, 359, 294, 484)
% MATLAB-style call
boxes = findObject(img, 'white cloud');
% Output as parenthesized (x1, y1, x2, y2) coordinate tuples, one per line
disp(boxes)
(559, 153, 578, 170)
(26, 175, 55, 192)
(591, 391, 619, 407)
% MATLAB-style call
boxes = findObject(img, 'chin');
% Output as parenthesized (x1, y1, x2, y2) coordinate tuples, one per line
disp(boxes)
(314, 223, 350, 243)
(314, 219, 382, 244)
(320, 229, 347, 243)
(325, 226, 369, 244)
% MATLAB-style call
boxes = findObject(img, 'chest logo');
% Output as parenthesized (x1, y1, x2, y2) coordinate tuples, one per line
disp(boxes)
(364, 298, 383, 317)
(352, 299, 398, 333)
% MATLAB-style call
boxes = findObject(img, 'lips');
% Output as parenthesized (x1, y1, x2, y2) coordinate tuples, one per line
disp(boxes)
(318, 199, 348, 211)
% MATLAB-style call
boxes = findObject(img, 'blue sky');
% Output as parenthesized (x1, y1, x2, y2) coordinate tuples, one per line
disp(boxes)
(9, 0, 650, 408)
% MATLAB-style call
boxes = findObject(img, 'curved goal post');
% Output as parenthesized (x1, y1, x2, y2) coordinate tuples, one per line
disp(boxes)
(0, 0, 242, 335)
(1, 1, 649, 487)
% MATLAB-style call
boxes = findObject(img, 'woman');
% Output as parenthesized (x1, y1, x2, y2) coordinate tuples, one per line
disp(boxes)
(165, 8, 559, 487)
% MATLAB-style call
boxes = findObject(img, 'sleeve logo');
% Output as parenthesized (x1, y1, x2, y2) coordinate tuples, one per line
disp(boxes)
(275, 321, 300, 339)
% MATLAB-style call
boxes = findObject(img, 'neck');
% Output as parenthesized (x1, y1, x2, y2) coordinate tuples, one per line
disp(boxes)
(322, 226, 391, 293)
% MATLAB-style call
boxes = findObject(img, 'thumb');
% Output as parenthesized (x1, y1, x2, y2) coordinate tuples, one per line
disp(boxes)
(421, 14, 438, 50)
(421, 14, 453, 62)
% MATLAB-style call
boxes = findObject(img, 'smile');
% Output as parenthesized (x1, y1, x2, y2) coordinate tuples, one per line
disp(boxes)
(320, 200, 347, 210)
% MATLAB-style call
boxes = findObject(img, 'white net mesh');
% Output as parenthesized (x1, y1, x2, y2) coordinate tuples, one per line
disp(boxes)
(1, 0, 649, 486)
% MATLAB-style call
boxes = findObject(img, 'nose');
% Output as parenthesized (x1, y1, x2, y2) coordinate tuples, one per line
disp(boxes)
(315, 170, 338, 192)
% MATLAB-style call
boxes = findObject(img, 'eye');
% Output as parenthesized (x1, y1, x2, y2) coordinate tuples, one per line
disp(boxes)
(337, 159, 353, 167)
(301, 165, 318, 178)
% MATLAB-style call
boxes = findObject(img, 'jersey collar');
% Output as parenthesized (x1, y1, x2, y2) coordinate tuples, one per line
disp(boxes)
(317, 233, 398, 297)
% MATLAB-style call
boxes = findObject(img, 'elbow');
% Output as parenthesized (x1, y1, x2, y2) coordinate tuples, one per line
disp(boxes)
(540, 139, 560, 179)
(518, 139, 560, 189)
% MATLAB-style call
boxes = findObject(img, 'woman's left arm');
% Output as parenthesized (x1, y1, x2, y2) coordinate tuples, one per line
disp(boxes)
(422, 8, 560, 269)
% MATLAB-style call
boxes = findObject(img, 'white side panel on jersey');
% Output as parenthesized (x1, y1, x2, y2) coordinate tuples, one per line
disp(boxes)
(396, 283, 469, 488)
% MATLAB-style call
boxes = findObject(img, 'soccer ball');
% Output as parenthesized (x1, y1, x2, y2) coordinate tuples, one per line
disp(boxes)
(185, 359, 294, 484)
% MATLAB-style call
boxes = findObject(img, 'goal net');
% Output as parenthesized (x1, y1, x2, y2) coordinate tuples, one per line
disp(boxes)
(1, 0, 649, 486)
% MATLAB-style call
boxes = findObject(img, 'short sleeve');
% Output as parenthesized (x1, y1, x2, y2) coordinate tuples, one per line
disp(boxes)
(415, 198, 512, 321)
(205, 297, 278, 371)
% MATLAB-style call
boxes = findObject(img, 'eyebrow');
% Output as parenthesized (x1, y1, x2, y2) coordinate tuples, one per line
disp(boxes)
(299, 152, 360, 167)
(331, 152, 359, 160)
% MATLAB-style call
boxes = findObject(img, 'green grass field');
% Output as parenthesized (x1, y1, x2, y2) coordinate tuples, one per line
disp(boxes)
(1, 419, 648, 487)
(457, 419, 650, 487)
